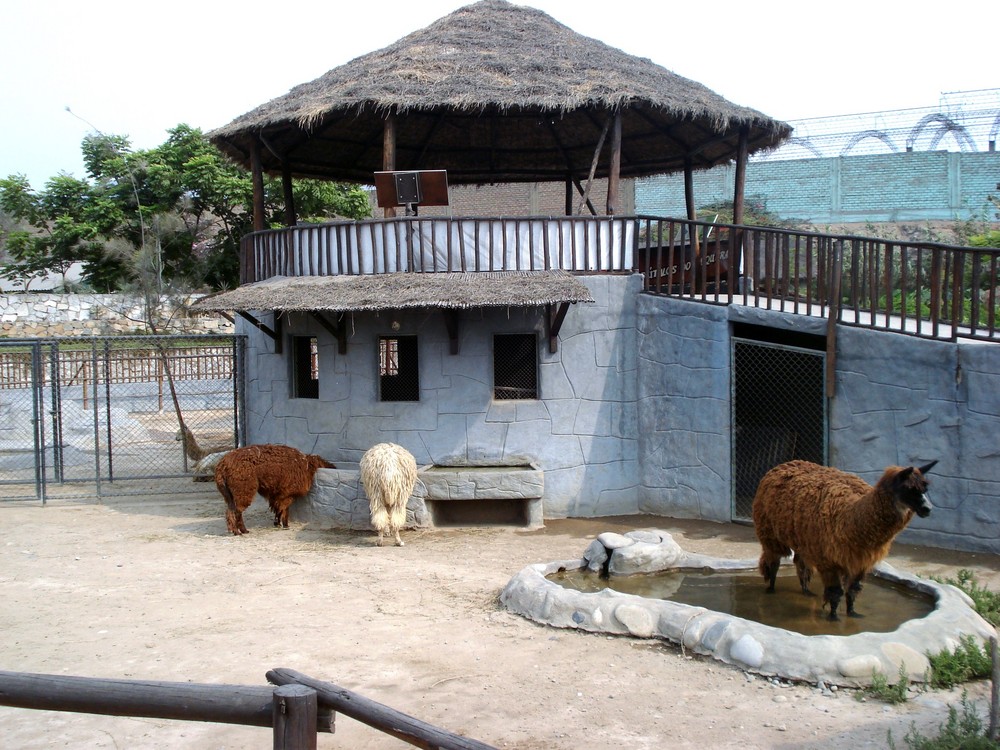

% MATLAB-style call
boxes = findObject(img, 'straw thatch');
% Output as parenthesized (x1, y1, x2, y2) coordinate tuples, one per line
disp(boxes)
(210, 0, 790, 185)
(191, 270, 595, 313)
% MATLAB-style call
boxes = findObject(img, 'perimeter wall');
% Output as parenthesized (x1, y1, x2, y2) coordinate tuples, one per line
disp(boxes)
(636, 151, 1000, 224)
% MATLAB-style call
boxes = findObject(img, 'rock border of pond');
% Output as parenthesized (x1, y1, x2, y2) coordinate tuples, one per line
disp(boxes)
(499, 529, 996, 687)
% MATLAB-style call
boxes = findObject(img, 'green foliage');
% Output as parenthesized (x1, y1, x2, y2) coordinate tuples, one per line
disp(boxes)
(927, 636, 992, 690)
(890, 692, 999, 749)
(696, 195, 794, 228)
(858, 664, 910, 704)
(1, 124, 372, 293)
(933, 570, 1000, 627)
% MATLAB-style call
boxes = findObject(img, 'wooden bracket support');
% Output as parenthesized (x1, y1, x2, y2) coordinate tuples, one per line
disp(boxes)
(547, 302, 571, 353)
(443, 310, 460, 355)
(237, 311, 283, 354)
(310, 311, 348, 355)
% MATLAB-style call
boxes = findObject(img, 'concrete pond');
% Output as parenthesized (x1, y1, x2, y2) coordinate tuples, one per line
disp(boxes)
(500, 529, 996, 687)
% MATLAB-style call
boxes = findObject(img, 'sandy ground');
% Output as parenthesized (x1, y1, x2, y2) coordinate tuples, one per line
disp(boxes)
(2, 491, 1000, 749)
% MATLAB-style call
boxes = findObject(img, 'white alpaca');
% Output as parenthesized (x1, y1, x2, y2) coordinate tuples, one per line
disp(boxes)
(360, 442, 417, 547)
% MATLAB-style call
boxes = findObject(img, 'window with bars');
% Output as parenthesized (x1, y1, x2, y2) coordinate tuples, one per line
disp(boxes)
(379, 336, 419, 401)
(292, 336, 319, 399)
(493, 333, 538, 400)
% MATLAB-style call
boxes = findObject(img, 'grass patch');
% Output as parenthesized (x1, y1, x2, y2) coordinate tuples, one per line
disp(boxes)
(859, 663, 910, 704)
(889, 692, 1000, 749)
(932, 569, 1000, 627)
(928, 635, 992, 690)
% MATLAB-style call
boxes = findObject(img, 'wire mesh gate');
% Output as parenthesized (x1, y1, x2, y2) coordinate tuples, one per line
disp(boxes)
(731, 337, 827, 522)
(0, 335, 245, 502)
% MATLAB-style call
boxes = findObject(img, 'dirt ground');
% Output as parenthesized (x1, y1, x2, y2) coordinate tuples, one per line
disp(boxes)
(2, 491, 1000, 749)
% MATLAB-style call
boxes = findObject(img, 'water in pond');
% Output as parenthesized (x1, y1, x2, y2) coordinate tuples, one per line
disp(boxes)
(548, 568, 935, 636)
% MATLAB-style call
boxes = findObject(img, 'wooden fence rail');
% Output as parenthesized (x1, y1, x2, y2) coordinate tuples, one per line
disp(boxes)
(0, 668, 499, 749)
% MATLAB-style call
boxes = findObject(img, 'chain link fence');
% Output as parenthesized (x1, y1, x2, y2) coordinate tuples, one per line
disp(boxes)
(731, 337, 827, 521)
(0, 335, 245, 502)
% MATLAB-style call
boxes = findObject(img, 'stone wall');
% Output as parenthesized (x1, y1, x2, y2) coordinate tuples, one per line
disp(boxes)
(637, 295, 1000, 554)
(239, 274, 642, 520)
(0, 293, 234, 338)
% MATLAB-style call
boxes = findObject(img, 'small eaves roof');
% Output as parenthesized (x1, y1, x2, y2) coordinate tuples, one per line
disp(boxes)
(190, 270, 595, 313)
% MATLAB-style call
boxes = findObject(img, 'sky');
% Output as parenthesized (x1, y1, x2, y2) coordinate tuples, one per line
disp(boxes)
(2, 0, 994, 189)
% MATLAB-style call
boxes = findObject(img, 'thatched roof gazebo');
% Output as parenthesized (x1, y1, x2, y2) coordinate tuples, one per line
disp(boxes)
(210, 0, 790, 227)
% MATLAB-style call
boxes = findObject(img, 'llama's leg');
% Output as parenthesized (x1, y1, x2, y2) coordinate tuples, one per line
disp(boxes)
(391, 504, 406, 546)
(845, 574, 865, 618)
(225, 501, 241, 535)
(758, 551, 782, 592)
(793, 554, 815, 596)
(819, 570, 844, 620)
(277, 497, 294, 529)
(394, 526, 404, 547)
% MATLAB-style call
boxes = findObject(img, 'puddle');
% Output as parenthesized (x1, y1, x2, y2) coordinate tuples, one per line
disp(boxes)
(547, 568, 934, 636)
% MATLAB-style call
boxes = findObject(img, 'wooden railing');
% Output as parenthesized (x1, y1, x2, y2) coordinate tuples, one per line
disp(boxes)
(240, 215, 636, 283)
(238, 215, 999, 344)
(0, 668, 498, 750)
(638, 216, 1000, 343)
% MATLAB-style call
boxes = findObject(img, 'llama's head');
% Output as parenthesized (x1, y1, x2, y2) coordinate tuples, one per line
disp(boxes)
(175, 426, 193, 442)
(888, 460, 937, 518)
(308, 455, 336, 472)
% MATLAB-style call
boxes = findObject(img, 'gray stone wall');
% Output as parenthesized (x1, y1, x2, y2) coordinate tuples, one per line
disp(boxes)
(240, 274, 643, 519)
(239, 276, 1000, 553)
(0, 293, 233, 338)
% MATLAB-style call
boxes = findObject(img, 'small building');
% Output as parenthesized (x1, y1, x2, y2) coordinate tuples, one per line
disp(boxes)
(195, 1, 1000, 552)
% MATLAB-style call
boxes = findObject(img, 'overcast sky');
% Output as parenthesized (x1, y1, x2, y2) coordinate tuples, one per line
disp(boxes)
(2, 0, 994, 188)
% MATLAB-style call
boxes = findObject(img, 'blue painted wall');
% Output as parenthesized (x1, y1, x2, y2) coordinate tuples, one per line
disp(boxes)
(636, 151, 1000, 224)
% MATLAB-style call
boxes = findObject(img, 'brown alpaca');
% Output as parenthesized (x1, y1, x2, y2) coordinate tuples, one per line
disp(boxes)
(752, 459, 936, 620)
(214, 444, 335, 536)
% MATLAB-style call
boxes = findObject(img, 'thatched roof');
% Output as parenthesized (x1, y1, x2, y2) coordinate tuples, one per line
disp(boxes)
(210, 0, 790, 185)
(191, 270, 595, 313)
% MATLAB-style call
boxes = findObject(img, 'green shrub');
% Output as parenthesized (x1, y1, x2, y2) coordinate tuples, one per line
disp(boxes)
(927, 635, 992, 689)
(890, 692, 1000, 749)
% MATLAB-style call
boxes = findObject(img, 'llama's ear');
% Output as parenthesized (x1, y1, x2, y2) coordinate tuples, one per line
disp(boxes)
(895, 467, 915, 483)
(917, 460, 938, 475)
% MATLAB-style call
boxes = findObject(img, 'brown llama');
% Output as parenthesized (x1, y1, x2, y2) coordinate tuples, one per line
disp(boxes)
(752, 459, 935, 620)
(214, 444, 335, 535)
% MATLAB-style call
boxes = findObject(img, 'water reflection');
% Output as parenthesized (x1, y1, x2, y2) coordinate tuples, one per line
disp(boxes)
(548, 568, 935, 636)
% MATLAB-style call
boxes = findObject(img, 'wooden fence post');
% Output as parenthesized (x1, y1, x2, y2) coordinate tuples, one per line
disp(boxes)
(989, 635, 998, 741)
(273, 684, 319, 750)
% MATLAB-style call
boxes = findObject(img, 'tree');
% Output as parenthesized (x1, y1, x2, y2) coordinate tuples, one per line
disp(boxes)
(0, 125, 372, 293)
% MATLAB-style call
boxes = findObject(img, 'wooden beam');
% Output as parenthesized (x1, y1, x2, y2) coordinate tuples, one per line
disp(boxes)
(0, 670, 333, 733)
(547, 302, 571, 354)
(684, 159, 701, 260)
(236, 311, 283, 354)
(282, 163, 297, 228)
(250, 138, 266, 233)
(576, 115, 612, 215)
(267, 668, 497, 750)
(309, 311, 347, 355)
(732, 126, 750, 292)
(382, 112, 397, 219)
(606, 111, 622, 215)
(443, 310, 460, 355)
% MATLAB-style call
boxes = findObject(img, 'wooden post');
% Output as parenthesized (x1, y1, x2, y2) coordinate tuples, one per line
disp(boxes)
(564, 177, 574, 216)
(606, 110, 622, 216)
(282, 164, 297, 228)
(684, 159, 700, 260)
(250, 138, 266, 233)
(989, 635, 999, 741)
(383, 111, 397, 219)
(732, 126, 750, 293)
(825, 241, 842, 399)
(273, 684, 318, 750)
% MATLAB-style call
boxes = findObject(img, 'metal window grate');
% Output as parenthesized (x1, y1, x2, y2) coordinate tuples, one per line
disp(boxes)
(731, 337, 827, 521)
(493, 333, 538, 400)
(292, 336, 319, 399)
(379, 336, 419, 402)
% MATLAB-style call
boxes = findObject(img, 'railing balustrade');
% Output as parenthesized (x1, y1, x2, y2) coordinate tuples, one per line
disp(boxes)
(638, 216, 1000, 343)
(239, 215, 999, 343)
